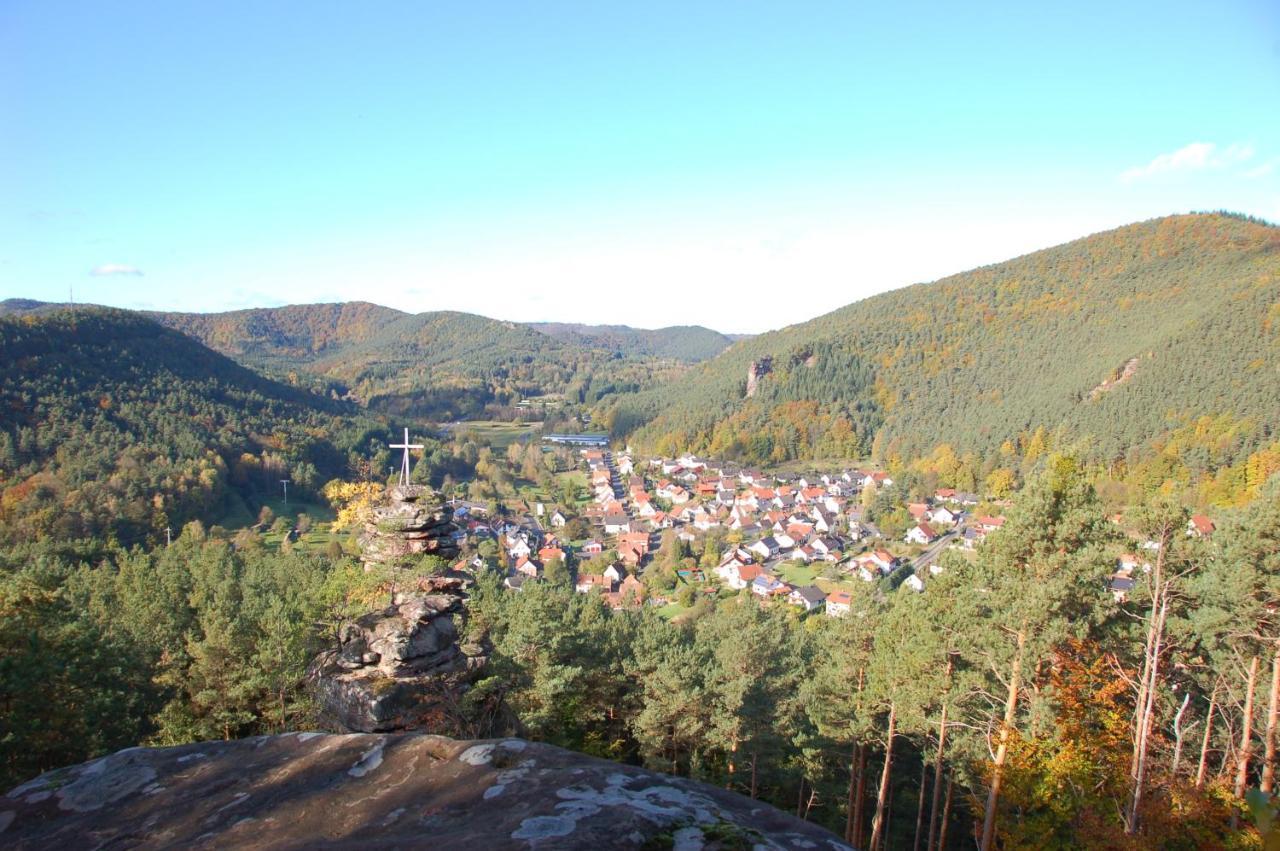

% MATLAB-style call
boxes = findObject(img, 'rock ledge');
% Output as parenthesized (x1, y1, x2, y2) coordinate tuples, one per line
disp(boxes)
(1, 733, 851, 850)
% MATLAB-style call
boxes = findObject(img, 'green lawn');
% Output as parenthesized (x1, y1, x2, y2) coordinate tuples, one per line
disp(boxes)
(656, 601, 688, 619)
(449, 420, 541, 449)
(776, 560, 857, 594)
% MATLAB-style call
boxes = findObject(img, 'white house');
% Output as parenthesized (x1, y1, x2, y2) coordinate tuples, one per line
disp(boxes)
(905, 523, 938, 545)
(826, 590, 853, 617)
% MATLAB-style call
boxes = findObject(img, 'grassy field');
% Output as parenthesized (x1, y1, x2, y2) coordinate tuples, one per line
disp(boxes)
(250, 498, 354, 554)
(776, 560, 857, 594)
(447, 420, 541, 449)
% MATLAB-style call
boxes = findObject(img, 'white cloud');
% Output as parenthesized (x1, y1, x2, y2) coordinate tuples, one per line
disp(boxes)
(1120, 142, 1255, 182)
(1244, 158, 1278, 179)
(90, 263, 144, 277)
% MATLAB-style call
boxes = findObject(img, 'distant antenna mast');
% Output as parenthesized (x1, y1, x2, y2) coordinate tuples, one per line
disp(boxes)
(280, 479, 290, 504)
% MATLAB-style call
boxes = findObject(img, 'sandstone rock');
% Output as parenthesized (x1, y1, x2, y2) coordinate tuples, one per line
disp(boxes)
(1, 734, 852, 849)
(358, 486, 459, 571)
(308, 576, 487, 733)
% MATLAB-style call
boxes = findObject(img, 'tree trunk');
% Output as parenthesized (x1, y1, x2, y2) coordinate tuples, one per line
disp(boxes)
(1129, 530, 1169, 776)
(845, 741, 859, 844)
(869, 703, 897, 851)
(1196, 685, 1217, 788)
(938, 774, 954, 851)
(1262, 643, 1280, 795)
(927, 700, 949, 851)
(750, 751, 759, 800)
(913, 752, 929, 851)
(1127, 591, 1170, 833)
(1235, 655, 1261, 802)
(980, 627, 1024, 851)
(854, 744, 868, 849)
(796, 777, 805, 817)
(1171, 691, 1192, 776)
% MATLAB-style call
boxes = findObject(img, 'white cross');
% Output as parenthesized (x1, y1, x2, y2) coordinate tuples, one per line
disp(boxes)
(389, 427, 424, 486)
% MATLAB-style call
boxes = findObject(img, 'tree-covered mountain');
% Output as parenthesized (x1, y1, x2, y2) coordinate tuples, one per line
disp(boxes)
(599, 213, 1280, 502)
(4, 301, 733, 421)
(0, 308, 385, 545)
(527, 322, 734, 362)
(145, 304, 712, 419)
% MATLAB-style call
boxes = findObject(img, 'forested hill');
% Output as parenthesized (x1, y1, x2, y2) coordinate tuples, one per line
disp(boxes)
(152, 301, 406, 368)
(0, 308, 382, 545)
(146, 304, 707, 419)
(527, 322, 734, 361)
(3, 301, 732, 420)
(599, 213, 1280, 502)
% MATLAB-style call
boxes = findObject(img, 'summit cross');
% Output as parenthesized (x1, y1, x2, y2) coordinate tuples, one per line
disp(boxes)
(389, 428, 424, 486)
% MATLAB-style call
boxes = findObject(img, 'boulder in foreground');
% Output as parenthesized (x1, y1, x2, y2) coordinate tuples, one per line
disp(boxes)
(0, 733, 851, 850)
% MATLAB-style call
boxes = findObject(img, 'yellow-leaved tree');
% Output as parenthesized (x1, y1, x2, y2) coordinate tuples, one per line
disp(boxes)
(322, 480, 385, 532)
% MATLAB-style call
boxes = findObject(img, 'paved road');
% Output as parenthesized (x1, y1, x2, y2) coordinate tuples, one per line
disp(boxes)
(912, 528, 958, 571)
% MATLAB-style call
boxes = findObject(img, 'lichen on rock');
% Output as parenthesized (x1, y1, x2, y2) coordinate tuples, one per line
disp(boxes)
(1, 734, 852, 850)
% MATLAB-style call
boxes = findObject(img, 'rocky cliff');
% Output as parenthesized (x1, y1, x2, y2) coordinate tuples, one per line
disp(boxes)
(1, 733, 850, 849)
(309, 485, 485, 733)
(359, 484, 459, 571)
(308, 576, 488, 733)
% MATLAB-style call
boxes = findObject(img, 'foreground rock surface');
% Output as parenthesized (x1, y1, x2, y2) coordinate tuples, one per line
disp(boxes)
(1, 733, 850, 850)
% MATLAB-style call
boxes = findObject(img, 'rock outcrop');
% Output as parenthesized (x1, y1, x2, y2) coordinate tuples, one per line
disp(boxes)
(308, 576, 488, 733)
(1, 734, 851, 849)
(359, 484, 459, 571)
(746, 356, 772, 398)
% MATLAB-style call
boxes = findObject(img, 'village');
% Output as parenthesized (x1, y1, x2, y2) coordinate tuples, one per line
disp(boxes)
(443, 442, 1026, 618)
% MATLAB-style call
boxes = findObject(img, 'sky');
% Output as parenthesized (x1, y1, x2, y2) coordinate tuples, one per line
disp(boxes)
(1, 1, 1277, 333)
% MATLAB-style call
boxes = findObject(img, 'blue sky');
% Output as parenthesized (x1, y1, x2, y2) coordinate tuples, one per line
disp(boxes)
(2, 1, 1277, 332)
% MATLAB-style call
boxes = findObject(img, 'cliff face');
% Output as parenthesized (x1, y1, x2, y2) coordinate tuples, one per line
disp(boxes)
(308, 486, 485, 734)
(359, 484, 459, 571)
(0, 734, 851, 849)
(307, 576, 488, 733)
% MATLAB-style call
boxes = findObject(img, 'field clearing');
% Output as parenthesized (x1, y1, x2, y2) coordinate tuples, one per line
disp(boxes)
(444, 420, 541, 449)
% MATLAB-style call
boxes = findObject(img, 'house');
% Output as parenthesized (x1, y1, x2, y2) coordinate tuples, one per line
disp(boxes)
(825, 590, 853, 617)
(721, 562, 764, 590)
(961, 527, 984, 549)
(582, 539, 604, 556)
(618, 531, 651, 556)
(603, 563, 627, 585)
(908, 502, 930, 521)
(934, 488, 956, 502)
(750, 536, 784, 560)
(504, 573, 529, 591)
(538, 545, 567, 564)
(751, 573, 790, 597)
(575, 574, 612, 594)
(976, 515, 1006, 533)
(928, 505, 960, 526)
(603, 514, 632, 534)
(904, 574, 925, 593)
(789, 585, 827, 612)
(1110, 573, 1136, 602)
(718, 547, 755, 570)
(549, 510, 568, 528)
(617, 575, 645, 604)
(905, 523, 938, 545)
(514, 556, 541, 578)
(812, 507, 837, 533)
(507, 537, 533, 560)
(1188, 515, 1215, 538)
(862, 549, 897, 573)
